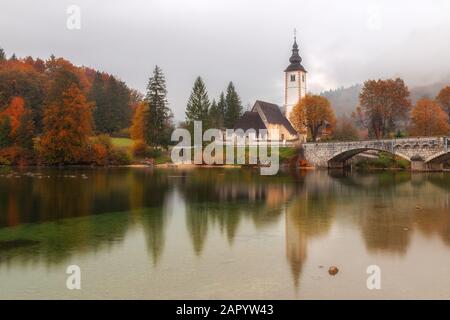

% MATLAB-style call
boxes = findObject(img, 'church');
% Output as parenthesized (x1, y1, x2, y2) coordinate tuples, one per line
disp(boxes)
(234, 36, 308, 143)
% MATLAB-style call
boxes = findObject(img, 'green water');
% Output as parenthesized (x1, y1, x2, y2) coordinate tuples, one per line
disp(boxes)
(0, 167, 449, 299)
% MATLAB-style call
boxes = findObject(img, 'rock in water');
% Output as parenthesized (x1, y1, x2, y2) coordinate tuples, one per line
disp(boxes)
(328, 266, 339, 275)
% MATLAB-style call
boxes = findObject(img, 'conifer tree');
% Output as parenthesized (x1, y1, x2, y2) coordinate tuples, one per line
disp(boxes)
(144, 66, 172, 147)
(208, 99, 222, 128)
(216, 92, 227, 127)
(185, 76, 210, 128)
(224, 82, 242, 128)
(0, 47, 6, 62)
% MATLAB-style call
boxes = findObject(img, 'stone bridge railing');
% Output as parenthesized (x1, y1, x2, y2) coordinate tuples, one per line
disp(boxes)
(302, 137, 449, 171)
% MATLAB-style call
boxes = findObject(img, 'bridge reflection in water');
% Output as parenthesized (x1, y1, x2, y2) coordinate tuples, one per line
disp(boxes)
(1, 168, 450, 298)
(303, 136, 450, 171)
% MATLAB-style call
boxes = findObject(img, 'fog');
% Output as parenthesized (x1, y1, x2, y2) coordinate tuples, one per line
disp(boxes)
(1, 0, 450, 120)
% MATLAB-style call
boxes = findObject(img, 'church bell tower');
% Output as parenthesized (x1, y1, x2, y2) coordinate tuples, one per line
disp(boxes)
(284, 33, 307, 128)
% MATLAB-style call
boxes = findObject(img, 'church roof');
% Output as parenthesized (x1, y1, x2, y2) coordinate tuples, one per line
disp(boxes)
(234, 111, 267, 131)
(284, 38, 307, 73)
(253, 100, 297, 135)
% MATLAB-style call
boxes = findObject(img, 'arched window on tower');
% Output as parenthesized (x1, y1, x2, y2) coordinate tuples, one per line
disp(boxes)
(290, 74, 296, 82)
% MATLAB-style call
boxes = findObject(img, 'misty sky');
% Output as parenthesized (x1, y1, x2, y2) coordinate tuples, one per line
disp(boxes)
(1, 0, 450, 121)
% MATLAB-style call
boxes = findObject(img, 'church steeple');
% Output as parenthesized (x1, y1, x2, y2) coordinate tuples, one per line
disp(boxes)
(285, 34, 307, 72)
(283, 31, 307, 142)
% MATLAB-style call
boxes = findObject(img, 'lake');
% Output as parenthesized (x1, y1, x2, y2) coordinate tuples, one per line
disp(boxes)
(0, 167, 449, 299)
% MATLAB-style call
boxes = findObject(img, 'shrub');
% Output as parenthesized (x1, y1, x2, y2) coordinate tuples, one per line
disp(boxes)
(88, 135, 113, 165)
(109, 148, 131, 165)
(132, 140, 161, 158)
(0, 146, 35, 166)
(132, 140, 148, 158)
(91, 142, 109, 165)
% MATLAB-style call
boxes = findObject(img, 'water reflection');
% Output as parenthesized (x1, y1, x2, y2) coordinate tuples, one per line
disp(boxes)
(1, 167, 450, 293)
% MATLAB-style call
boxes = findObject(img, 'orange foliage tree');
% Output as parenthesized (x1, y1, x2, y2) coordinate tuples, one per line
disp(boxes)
(409, 98, 449, 137)
(289, 94, 336, 142)
(1, 96, 26, 135)
(39, 85, 93, 164)
(130, 102, 149, 141)
(436, 86, 450, 121)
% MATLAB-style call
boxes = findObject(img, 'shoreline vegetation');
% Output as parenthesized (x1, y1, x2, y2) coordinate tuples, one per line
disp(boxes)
(2, 139, 448, 171)
(1, 49, 449, 171)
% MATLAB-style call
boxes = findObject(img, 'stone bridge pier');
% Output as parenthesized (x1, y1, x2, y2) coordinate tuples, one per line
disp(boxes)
(302, 137, 450, 171)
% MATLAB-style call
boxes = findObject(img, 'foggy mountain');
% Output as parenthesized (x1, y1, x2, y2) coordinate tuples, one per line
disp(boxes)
(322, 79, 450, 116)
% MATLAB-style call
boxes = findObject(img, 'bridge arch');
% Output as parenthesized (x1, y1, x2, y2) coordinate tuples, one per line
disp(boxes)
(327, 147, 411, 168)
(425, 151, 450, 164)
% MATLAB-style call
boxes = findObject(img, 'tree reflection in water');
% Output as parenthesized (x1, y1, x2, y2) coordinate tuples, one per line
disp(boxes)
(0, 167, 450, 292)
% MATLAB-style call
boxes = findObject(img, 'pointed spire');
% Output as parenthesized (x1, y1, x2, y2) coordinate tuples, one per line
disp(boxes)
(284, 31, 306, 73)
(289, 30, 302, 64)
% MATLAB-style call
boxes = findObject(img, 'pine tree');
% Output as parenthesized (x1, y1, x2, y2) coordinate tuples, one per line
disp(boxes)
(216, 92, 227, 127)
(208, 99, 222, 128)
(10, 53, 17, 61)
(144, 66, 172, 147)
(0, 47, 6, 62)
(185, 76, 210, 128)
(224, 82, 242, 128)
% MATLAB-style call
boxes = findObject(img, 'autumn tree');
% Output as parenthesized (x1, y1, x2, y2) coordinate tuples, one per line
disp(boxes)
(1, 97, 26, 136)
(409, 97, 449, 137)
(144, 66, 172, 148)
(290, 94, 336, 142)
(359, 78, 411, 139)
(0, 61, 46, 132)
(436, 86, 450, 121)
(332, 115, 360, 141)
(185, 76, 210, 128)
(130, 102, 149, 141)
(224, 82, 242, 128)
(40, 85, 93, 164)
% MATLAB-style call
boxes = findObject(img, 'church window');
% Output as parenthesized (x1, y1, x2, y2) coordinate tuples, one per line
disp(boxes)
(290, 74, 296, 82)
(302, 74, 305, 82)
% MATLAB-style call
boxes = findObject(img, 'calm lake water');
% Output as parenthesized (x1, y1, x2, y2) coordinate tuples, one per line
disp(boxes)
(0, 167, 449, 299)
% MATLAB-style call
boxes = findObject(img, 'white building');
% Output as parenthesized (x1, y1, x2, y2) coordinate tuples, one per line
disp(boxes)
(282, 36, 307, 142)
(234, 36, 308, 143)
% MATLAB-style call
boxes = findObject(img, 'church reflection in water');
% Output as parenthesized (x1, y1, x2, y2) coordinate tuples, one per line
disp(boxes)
(0, 167, 450, 289)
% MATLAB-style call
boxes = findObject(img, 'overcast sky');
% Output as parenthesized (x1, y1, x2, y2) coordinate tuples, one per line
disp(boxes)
(1, 0, 450, 120)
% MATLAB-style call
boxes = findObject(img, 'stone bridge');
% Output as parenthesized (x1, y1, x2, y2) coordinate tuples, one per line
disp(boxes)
(302, 137, 450, 171)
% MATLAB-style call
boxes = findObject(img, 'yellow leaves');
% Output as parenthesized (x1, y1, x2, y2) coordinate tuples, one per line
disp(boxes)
(130, 102, 149, 141)
(290, 94, 335, 141)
